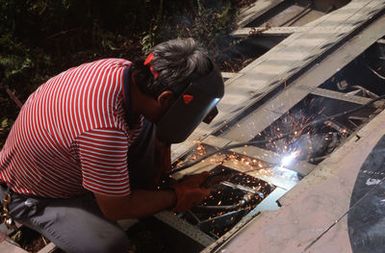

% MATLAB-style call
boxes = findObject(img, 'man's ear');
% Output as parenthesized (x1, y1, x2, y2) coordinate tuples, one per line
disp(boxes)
(157, 90, 174, 109)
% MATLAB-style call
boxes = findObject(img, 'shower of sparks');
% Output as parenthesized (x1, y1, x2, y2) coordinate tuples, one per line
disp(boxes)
(176, 99, 356, 179)
(253, 99, 354, 164)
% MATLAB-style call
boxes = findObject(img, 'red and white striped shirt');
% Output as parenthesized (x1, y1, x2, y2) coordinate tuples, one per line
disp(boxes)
(0, 58, 143, 198)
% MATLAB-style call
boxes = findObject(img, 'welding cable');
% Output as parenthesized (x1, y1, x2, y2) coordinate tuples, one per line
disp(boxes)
(366, 64, 385, 80)
(301, 94, 385, 128)
(170, 94, 385, 174)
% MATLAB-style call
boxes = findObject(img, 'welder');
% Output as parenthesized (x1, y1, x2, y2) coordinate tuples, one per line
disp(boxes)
(0, 38, 224, 253)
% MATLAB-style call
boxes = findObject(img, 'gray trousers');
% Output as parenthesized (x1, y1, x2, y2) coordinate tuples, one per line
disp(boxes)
(0, 185, 130, 253)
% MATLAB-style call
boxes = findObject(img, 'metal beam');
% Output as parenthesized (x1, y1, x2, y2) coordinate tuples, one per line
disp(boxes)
(232, 26, 303, 37)
(37, 243, 56, 253)
(221, 72, 241, 80)
(310, 87, 373, 105)
(231, 25, 354, 38)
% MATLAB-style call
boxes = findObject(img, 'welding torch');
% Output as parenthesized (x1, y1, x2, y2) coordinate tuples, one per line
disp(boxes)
(170, 94, 385, 174)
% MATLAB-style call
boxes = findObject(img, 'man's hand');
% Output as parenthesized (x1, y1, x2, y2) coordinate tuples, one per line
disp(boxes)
(171, 172, 211, 212)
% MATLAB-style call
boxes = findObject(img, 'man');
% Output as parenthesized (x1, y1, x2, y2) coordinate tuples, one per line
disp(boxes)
(0, 38, 224, 253)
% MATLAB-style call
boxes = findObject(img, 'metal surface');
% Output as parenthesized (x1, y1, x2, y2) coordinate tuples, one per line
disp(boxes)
(172, 0, 385, 161)
(218, 103, 385, 253)
(221, 7, 385, 144)
(154, 212, 215, 247)
(236, 0, 286, 28)
(169, 1, 385, 252)
(201, 187, 286, 253)
(37, 243, 56, 253)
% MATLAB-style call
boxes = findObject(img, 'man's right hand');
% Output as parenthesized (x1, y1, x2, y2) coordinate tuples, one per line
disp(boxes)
(171, 172, 211, 212)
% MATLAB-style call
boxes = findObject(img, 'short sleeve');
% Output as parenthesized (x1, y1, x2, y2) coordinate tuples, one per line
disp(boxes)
(75, 128, 131, 196)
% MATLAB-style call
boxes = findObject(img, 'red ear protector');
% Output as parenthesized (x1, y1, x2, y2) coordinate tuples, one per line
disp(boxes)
(182, 94, 194, 104)
(144, 53, 159, 79)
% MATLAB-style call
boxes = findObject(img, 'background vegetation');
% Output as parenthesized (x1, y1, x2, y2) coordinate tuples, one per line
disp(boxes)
(0, 0, 250, 148)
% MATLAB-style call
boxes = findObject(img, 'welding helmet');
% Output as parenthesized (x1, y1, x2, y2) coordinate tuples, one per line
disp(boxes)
(156, 62, 225, 144)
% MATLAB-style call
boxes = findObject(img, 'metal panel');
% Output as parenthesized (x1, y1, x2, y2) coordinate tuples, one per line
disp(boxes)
(0, 241, 28, 253)
(236, 0, 286, 28)
(217, 106, 385, 253)
(37, 243, 56, 253)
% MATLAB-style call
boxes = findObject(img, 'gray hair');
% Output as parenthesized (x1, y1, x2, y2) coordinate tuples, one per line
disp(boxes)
(134, 38, 213, 98)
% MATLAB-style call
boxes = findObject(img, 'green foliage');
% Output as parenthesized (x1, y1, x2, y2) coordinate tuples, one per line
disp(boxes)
(0, 0, 158, 146)
(0, 117, 13, 148)
(141, 26, 158, 55)
(0, 0, 240, 147)
(154, 0, 237, 57)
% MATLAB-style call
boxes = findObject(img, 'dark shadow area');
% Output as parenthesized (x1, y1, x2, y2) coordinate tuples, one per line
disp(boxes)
(126, 218, 204, 253)
(320, 42, 385, 97)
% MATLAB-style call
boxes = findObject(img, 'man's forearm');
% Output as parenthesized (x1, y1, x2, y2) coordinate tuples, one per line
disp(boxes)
(95, 189, 176, 220)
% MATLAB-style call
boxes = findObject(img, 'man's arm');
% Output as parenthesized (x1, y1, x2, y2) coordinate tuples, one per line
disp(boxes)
(94, 189, 176, 220)
(94, 172, 211, 220)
